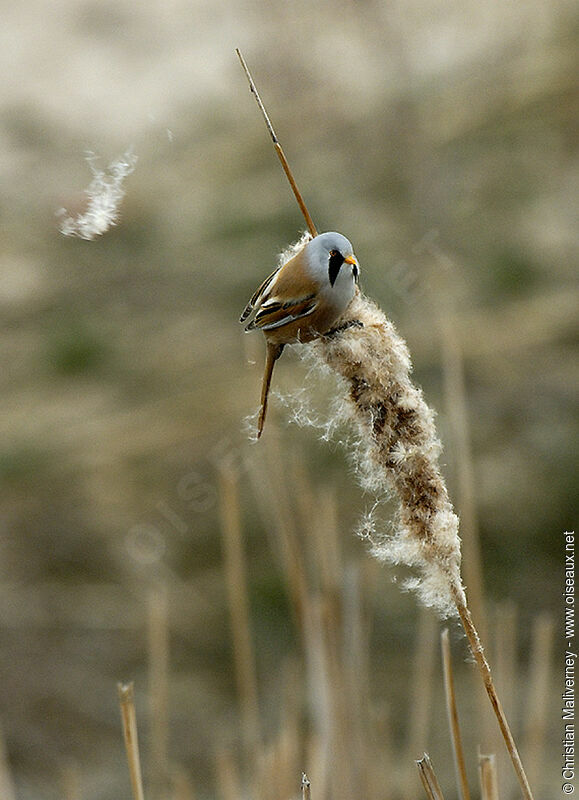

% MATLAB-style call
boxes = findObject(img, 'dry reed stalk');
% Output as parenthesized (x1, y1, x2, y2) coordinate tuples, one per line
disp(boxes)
(118, 682, 146, 800)
(521, 613, 554, 793)
(324, 603, 363, 800)
(307, 290, 534, 800)
(493, 602, 518, 721)
(309, 485, 345, 774)
(248, 436, 331, 798)
(451, 589, 532, 800)
(255, 721, 302, 800)
(304, 595, 338, 799)
(311, 486, 342, 603)
(416, 753, 446, 800)
(251, 660, 302, 800)
(236, 49, 318, 239)
(441, 629, 470, 800)
(308, 490, 372, 799)
(367, 693, 396, 800)
(287, 445, 317, 536)
(247, 440, 334, 796)
(254, 432, 362, 797)
(305, 733, 325, 800)
(218, 462, 261, 759)
(403, 608, 438, 797)
(478, 753, 499, 800)
(343, 562, 375, 794)
(148, 585, 170, 797)
(493, 601, 518, 797)
(246, 430, 310, 630)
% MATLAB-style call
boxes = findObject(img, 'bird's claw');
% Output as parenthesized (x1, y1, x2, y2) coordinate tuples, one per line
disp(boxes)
(324, 319, 364, 338)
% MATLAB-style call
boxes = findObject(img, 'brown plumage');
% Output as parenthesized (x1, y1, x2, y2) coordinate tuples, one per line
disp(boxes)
(241, 232, 359, 437)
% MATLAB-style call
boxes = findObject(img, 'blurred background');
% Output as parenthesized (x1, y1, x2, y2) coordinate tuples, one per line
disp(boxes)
(0, 0, 576, 798)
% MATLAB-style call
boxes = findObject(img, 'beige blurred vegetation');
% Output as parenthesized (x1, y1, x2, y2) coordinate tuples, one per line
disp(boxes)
(0, 0, 576, 797)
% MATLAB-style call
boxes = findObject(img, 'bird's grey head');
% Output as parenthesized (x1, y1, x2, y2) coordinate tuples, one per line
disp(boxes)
(306, 231, 359, 287)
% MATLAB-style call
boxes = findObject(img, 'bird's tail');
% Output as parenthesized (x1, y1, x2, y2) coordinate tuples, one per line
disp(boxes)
(257, 342, 284, 438)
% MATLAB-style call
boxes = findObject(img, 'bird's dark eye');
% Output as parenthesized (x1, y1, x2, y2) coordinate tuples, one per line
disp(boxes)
(328, 249, 344, 286)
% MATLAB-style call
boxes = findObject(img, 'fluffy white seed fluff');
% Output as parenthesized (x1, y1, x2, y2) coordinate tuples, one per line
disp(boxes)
(273, 235, 465, 617)
(58, 149, 137, 240)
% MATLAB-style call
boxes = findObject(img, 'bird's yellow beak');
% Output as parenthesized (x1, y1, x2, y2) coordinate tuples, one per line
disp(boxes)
(344, 255, 357, 265)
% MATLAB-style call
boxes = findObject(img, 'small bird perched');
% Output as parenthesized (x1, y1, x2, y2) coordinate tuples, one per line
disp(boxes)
(241, 231, 360, 437)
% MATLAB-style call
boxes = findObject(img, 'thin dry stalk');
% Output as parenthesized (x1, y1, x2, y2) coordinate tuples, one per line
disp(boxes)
(303, 595, 337, 799)
(305, 492, 372, 800)
(493, 601, 518, 797)
(255, 722, 302, 800)
(274, 661, 303, 795)
(287, 446, 317, 536)
(311, 486, 342, 602)
(343, 562, 375, 795)
(309, 486, 345, 778)
(416, 754, 446, 800)
(324, 600, 363, 800)
(441, 629, 470, 800)
(218, 463, 261, 756)
(493, 602, 518, 721)
(451, 589, 533, 800)
(478, 753, 499, 800)
(404, 609, 437, 797)
(248, 437, 338, 795)
(305, 734, 324, 800)
(247, 429, 310, 630)
(236, 49, 318, 238)
(302, 772, 312, 799)
(522, 613, 554, 793)
(253, 661, 303, 800)
(118, 682, 146, 800)
(148, 585, 170, 796)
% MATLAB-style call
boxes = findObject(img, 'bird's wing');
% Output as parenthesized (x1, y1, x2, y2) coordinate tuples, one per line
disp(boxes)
(239, 267, 281, 323)
(245, 292, 317, 331)
(241, 246, 320, 331)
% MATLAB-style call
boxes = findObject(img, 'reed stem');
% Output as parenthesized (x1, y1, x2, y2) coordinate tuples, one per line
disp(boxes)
(478, 753, 500, 800)
(441, 628, 470, 800)
(450, 585, 533, 800)
(118, 682, 146, 800)
(148, 585, 170, 797)
(236, 49, 318, 238)
(218, 462, 261, 757)
(416, 754, 446, 800)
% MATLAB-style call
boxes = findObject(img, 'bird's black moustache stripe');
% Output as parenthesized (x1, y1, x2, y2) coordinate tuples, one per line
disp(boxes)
(328, 250, 344, 287)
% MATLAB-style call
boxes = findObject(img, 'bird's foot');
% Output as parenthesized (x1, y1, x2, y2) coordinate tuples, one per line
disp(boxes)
(324, 319, 364, 338)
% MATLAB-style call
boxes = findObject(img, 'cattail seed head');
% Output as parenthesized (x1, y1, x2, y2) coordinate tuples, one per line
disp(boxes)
(312, 290, 465, 616)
